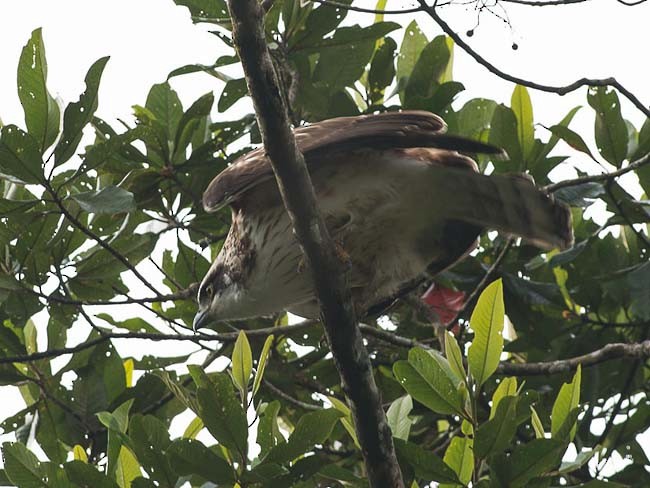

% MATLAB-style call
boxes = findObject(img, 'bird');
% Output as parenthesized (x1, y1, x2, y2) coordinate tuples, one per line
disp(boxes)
(192, 111, 573, 329)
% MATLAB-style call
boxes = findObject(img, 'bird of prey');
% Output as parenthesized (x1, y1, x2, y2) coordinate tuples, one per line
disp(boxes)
(193, 111, 573, 329)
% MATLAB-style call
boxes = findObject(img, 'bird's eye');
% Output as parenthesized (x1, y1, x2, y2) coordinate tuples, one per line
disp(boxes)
(205, 284, 214, 299)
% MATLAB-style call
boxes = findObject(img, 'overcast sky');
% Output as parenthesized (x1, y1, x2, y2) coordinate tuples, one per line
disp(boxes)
(0, 0, 648, 474)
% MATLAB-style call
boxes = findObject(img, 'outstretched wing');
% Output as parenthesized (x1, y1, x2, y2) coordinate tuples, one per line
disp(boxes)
(202, 111, 504, 212)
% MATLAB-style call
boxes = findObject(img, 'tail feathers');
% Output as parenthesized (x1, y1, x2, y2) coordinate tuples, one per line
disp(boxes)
(441, 169, 574, 250)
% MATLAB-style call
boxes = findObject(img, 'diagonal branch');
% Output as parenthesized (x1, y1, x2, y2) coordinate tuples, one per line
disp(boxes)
(225, 1, 404, 486)
(417, 0, 650, 118)
(544, 152, 650, 193)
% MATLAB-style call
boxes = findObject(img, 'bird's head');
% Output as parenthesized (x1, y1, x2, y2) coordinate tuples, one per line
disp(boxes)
(192, 263, 241, 330)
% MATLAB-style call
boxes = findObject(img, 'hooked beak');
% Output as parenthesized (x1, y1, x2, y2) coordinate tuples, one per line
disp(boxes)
(193, 309, 210, 331)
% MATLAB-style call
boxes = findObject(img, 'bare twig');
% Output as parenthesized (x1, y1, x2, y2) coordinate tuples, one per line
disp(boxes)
(544, 152, 650, 193)
(30, 283, 198, 306)
(263, 379, 323, 411)
(226, 1, 404, 486)
(417, 1, 650, 118)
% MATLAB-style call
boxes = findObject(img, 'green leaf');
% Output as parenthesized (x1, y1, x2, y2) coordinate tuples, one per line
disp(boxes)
(2, 442, 47, 488)
(551, 365, 581, 441)
(17, 28, 60, 152)
(489, 105, 523, 167)
(397, 21, 428, 83)
(265, 409, 342, 464)
(115, 446, 141, 488)
(490, 377, 517, 419)
(72, 445, 88, 463)
(444, 332, 466, 384)
(257, 401, 283, 458)
(166, 438, 235, 483)
(368, 37, 396, 103)
(173, 92, 214, 162)
(440, 423, 473, 488)
(467, 279, 505, 387)
(190, 367, 248, 459)
(530, 406, 545, 439)
(174, 0, 229, 23)
(218, 78, 248, 112)
(54, 57, 109, 165)
(403, 36, 450, 106)
(492, 438, 565, 487)
(386, 395, 413, 441)
(557, 448, 600, 475)
(129, 415, 175, 486)
(64, 460, 120, 488)
(232, 330, 253, 403)
(511, 85, 535, 161)
(328, 396, 359, 447)
(587, 87, 628, 167)
(393, 348, 464, 416)
(74, 233, 156, 280)
(394, 439, 460, 484)
(182, 416, 204, 439)
(474, 395, 519, 459)
(252, 334, 274, 398)
(70, 185, 136, 214)
(145, 82, 183, 142)
(0, 125, 45, 184)
(548, 124, 596, 159)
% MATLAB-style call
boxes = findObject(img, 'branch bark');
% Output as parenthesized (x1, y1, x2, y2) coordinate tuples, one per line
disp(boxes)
(225, 2, 404, 486)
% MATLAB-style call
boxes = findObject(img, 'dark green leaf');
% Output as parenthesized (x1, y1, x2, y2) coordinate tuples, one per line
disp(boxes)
(0, 125, 45, 184)
(491, 438, 565, 487)
(396, 21, 428, 83)
(2, 442, 47, 488)
(17, 28, 60, 152)
(474, 396, 519, 459)
(54, 57, 109, 165)
(70, 185, 135, 214)
(64, 461, 119, 488)
(394, 438, 460, 484)
(548, 125, 595, 159)
(218, 78, 248, 112)
(587, 87, 628, 167)
(166, 439, 235, 483)
(368, 37, 396, 103)
(489, 104, 523, 167)
(173, 92, 214, 162)
(190, 367, 248, 459)
(265, 409, 342, 464)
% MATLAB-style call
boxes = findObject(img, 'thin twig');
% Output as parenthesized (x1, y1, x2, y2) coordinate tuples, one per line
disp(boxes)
(308, 0, 423, 14)
(263, 379, 323, 411)
(417, 1, 650, 118)
(544, 152, 650, 193)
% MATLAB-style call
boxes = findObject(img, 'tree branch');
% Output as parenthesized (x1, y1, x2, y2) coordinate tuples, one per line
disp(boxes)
(497, 340, 650, 375)
(0, 321, 318, 365)
(308, 0, 424, 14)
(544, 152, 650, 193)
(417, 1, 650, 118)
(225, 2, 404, 486)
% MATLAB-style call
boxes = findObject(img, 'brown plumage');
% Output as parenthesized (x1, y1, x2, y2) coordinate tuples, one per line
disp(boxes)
(193, 111, 573, 329)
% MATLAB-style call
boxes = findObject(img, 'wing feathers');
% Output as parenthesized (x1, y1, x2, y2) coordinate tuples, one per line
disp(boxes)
(202, 111, 503, 212)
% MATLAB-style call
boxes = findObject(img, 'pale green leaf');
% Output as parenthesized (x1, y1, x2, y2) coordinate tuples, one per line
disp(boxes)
(232, 330, 253, 403)
(530, 406, 545, 439)
(386, 395, 413, 441)
(511, 85, 535, 161)
(444, 331, 466, 384)
(490, 377, 517, 419)
(551, 364, 581, 440)
(468, 279, 505, 387)
(252, 334, 274, 398)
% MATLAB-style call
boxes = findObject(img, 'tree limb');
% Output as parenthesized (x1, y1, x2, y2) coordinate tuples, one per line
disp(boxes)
(225, 1, 404, 486)
(497, 340, 650, 375)
(417, 1, 650, 118)
(544, 152, 650, 193)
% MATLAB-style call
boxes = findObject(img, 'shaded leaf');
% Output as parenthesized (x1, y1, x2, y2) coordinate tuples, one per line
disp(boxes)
(587, 87, 628, 167)
(167, 438, 235, 483)
(394, 438, 460, 484)
(70, 185, 135, 214)
(0, 125, 44, 184)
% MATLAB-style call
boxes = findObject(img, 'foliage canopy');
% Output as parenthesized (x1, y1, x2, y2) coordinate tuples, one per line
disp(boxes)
(1, 1, 649, 487)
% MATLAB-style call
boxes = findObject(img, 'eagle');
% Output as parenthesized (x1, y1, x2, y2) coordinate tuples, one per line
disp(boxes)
(192, 111, 573, 329)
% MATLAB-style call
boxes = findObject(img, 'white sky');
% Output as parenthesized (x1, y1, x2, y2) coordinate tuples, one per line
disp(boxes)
(0, 0, 648, 477)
